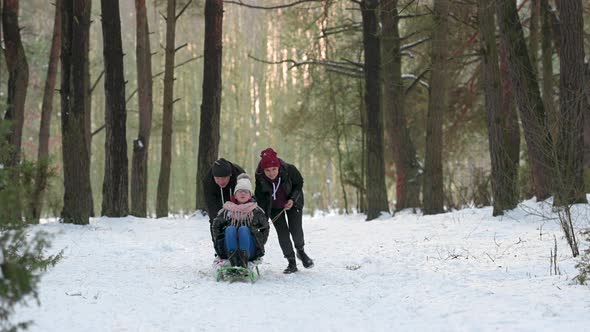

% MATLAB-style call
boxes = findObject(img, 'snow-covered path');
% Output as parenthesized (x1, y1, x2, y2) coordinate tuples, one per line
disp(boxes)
(14, 200, 590, 331)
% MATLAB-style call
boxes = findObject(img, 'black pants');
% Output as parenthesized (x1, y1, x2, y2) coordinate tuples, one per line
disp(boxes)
(271, 208, 304, 259)
(209, 219, 218, 256)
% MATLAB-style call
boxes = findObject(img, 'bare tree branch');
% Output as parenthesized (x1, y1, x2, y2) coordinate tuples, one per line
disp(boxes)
(400, 28, 428, 41)
(224, 0, 321, 10)
(175, 0, 193, 21)
(127, 56, 202, 105)
(91, 124, 105, 137)
(248, 54, 363, 74)
(399, 0, 419, 15)
(126, 90, 138, 104)
(320, 22, 362, 38)
(176, 55, 203, 67)
(327, 67, 363, 78)
(399, 12, 430, 19)
(401, 50, 415, 58)
(404, 69, 430, 95)
(175, 42, 188, 53)
(401, 37, 431, 51)
(90, 70, 105, 94)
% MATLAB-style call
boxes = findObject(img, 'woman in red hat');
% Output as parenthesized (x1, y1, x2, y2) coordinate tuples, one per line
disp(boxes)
(255, 148, 314, 274)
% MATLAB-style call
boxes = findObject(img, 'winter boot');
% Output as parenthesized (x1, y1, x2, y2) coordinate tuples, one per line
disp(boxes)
(283, 257, 298, 274)
(296, 248, 314, 268)
(239, 250, 249, 268)
(228, 251, 240, 267)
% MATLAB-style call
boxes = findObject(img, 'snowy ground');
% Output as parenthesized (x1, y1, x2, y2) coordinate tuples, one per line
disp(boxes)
(13, 198, 590, 332)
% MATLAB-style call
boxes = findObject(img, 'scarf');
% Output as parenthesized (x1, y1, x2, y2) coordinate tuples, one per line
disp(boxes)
(221, 201, 258, 227)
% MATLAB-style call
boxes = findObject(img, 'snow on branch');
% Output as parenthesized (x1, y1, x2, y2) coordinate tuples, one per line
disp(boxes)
(403, 71, 430, 95)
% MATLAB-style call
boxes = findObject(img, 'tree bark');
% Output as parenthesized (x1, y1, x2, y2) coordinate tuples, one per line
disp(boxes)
(361, 0, 389, 220)
(423, 0, 449, 215)
(195, 0, 224, 213)
(60, 0, 93, 224)
(100, 0, 129, 216)
(31, 0, 62, 222)
(555, 0, 587, 204)
(528, 0, 539, 76)
(156, 0, 178, 218)
(2, 0, 29, 168)
(131, 0, 153, 217)
(381, 0, 421, 212)
(496, 0, 553, 201)
(478, 0, 519, 216)
(498, 44, 521, 190)
(540, 0, 556, 140)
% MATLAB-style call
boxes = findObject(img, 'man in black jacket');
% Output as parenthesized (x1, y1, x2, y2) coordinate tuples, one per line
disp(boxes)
(255, 148, 314, 274)
(202, 158, 244, 252)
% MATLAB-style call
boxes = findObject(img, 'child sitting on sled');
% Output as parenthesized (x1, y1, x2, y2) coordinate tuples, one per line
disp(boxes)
(212, 173, 270, 268)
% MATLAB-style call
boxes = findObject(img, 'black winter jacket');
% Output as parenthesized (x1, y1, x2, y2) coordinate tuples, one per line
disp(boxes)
(202, 160, 245, 220)
(211, 204, 270, 259)
(255, 160, 304, 219)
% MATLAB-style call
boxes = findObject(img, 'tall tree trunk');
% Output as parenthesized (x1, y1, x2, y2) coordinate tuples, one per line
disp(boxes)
(156, 0, 178, 218)
(100, 0, 129, 216)
(327, 72, 349, 214)
(361, 0, 389, 220)
(423, 0, 449, 215)
(586, 64, 590, 168)
(381, 0, 421, 212)
(2, 0, 29, 168)
(555, 0, 587, 204)
(195, 0, 223, 213)
(498, 45, 521, 192)
(528, 0, 539, 76)
(131, 0, 153, 217)
(358, 74, 367, 213)
(496, 0, 553, 201)
(60, 0, 93, 224)
(31, 0, 62, 222)
(478, 0, 519, 216)
(85, 0, 94, 217)
(540, 0, 557, 141)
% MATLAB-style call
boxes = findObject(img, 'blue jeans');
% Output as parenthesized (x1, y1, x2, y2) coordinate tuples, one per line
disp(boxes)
(224, 226, 257, 260)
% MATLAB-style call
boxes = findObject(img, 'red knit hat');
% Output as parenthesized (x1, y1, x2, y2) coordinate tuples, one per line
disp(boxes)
(259, 148, 280, 169)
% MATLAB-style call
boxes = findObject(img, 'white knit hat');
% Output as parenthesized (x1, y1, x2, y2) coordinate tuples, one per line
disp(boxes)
(234, 173, 253, 195)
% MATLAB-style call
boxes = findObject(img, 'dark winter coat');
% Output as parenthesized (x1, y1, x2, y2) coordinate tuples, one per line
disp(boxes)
(255, 159, 304, 219)
(211, 202, 270, 259)
(202, 160, 245, 220)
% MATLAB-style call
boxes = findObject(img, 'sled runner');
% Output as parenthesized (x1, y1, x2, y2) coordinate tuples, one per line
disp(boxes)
(213, 258, 261, 283)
